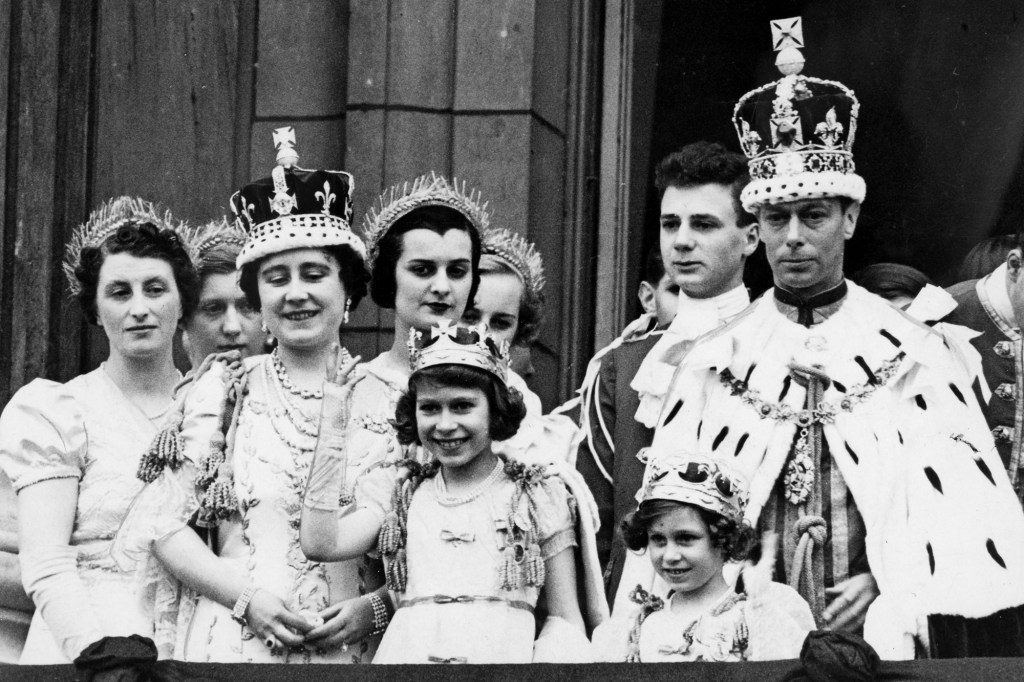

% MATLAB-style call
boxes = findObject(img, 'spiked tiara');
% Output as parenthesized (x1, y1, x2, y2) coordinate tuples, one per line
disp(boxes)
(182, 217, 248, 269)
(481, 227, 545, 297)
(362, 173, 490, 271)
(408, 320, 510, 385)
(63, 196, 182, 296)
(637, 450, 748, 523)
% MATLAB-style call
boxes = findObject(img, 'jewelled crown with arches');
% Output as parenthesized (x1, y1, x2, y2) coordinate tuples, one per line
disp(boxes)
(637, 450, 748, 523)
(482, 227, 546, 298)
(62, 195, 183, 296)
(408, 321, 510, 385)
(362, 172, 490, 271)
(733, 17, 865, 212)
(231, 126, 366, 267)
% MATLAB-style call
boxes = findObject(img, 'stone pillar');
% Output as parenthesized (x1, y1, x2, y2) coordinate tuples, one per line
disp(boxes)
(344, 0, 593, 408)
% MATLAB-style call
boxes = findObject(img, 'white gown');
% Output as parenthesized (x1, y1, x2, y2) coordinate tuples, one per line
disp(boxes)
(0, 367, 159, 662)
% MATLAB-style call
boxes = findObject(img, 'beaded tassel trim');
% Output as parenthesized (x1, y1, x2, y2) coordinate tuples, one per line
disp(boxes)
(379, 455, 556, 594)
(137, 420, 186, 483)
(379, 458, 441, 592)
(151, 351, 248, 526)
(498, 457, 548, 591)
(626, 585, 665, 663)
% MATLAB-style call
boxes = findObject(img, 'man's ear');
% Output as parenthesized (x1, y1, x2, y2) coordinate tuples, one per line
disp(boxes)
(1006, 248, 1023, 281)
(842, 201, 861, 240)
(638, 281, 657, 316)
(741, 221, 760, 258)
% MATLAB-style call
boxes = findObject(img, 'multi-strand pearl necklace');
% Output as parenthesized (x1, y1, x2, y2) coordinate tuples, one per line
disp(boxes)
(271, 348, 324, 400)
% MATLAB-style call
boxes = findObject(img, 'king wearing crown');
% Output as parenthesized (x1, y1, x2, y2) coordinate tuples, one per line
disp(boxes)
(629, 18, 1024, 659)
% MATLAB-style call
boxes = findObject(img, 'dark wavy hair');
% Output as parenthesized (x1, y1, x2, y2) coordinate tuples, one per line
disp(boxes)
(370, 206, 482, 310)
(238, 244, 369, 312)
(393, 364, 527, 445)
(620, 499, 756, 563)
(74, 222, 199, 326)
(654, 141, 755, 227)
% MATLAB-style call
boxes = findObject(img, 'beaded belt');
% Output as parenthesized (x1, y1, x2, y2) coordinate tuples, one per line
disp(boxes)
(398, 594, 534, 613)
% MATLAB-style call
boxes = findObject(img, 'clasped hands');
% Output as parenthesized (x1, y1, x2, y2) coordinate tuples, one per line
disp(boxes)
(246, 588, 376, 655)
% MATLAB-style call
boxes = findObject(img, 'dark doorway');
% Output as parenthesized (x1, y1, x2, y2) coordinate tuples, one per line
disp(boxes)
(640, 0, 1024, 315)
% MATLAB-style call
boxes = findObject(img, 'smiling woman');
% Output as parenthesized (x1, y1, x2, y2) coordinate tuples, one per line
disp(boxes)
(0, 197, 196, 663)
(339, 174, 487, 464)
(111, 130, 387, 664)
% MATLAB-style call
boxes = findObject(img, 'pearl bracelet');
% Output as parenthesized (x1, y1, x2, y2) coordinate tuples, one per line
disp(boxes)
(365, 591, 390, 636)
(232, 582, 258, 625)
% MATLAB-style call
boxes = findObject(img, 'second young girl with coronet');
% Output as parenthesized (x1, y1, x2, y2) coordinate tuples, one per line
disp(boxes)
(592, 450, 814, 662)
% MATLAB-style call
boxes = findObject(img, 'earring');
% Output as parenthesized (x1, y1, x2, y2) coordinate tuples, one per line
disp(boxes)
(343, 298, 351, 324)
(261, 320, 269, 334)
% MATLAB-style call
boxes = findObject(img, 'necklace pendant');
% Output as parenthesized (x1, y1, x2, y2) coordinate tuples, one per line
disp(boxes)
(783, 427, 814, 505)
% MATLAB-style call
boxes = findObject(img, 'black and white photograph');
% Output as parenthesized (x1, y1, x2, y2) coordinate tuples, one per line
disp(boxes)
(1, 1, 1024, 679)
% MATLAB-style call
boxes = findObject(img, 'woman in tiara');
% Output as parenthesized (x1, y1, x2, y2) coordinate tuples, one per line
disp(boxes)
(348, 172, 486, 436)
(114, 131, 386, 663)
(461, 228, 545, 410)
(180, 218, 267, 367)
(461, 227, 582, 461)
(0, 197, 197, 663)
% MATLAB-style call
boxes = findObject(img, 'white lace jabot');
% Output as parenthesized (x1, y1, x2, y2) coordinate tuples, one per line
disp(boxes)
(631, 283, 750, 428)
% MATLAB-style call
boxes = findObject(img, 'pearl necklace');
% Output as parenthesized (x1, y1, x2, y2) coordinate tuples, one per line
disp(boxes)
(434, 459, 505, 507)
(271, 348, 324, 400)
(264, 358, 319, 438)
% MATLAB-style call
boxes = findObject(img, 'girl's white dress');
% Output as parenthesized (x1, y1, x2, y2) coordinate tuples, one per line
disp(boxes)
(592, 582, 814, 662)
(0, 368, 160, 662)
(373, 459, 578, 663)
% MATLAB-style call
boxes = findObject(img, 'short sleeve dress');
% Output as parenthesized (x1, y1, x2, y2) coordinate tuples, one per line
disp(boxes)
(0, 367, 161, 662)
(591, 582, 815, 662)
(372, 458, 577, 664)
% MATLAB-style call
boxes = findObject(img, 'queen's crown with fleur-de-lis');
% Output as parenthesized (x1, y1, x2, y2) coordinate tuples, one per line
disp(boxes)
(230, 126, 365, 267)
(408, 321, 510, 385)
(733, 17, 865, 212)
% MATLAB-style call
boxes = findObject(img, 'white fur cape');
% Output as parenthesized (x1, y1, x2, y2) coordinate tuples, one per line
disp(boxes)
(642, 282, 1024, 658)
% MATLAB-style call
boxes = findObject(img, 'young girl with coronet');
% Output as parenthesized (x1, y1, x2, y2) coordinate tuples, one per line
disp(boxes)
(591, 450, 814, 662)
(301, 323, 592, 663)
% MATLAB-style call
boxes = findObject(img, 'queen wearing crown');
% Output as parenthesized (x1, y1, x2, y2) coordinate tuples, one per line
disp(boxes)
(0, 197, 197, 662)
(113, 129, 389, 663)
